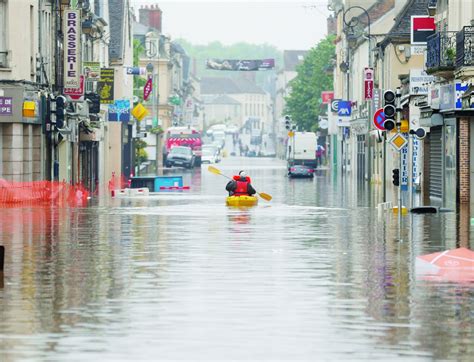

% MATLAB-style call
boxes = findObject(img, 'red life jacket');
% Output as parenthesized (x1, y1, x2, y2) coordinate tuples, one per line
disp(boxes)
(234, 180, 249, 196)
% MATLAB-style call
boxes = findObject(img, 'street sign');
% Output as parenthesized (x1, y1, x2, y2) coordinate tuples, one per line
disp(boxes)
(319, 118, 328, 129)
(331, 99, 340, 113)
(337, 101, 351, 116)
(389, 133, 408, 151)
(373, 108, 385, 131)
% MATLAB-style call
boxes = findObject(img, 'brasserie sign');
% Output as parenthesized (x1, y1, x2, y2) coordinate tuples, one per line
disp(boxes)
(64, 10, 80, 89)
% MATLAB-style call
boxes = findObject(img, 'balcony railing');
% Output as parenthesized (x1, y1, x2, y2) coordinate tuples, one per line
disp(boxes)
(456, 26, 474, 68)
(426, 31, 457, 74)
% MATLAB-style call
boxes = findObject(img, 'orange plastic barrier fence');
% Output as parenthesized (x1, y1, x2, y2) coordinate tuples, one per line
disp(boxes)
(0, 179, 89, 206)
(107, 172, 128, 192)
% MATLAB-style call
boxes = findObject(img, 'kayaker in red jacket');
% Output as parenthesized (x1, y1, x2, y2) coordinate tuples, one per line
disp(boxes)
(226, 170, 256, 196)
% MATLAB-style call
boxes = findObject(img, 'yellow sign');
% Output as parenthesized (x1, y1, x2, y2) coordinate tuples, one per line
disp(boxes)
(23, 101, 36, 117)
(131, 103, 149, 121)
(400, 119, 409, 133)
(389, 133, 408, 151)
(288, 131, 294, 137)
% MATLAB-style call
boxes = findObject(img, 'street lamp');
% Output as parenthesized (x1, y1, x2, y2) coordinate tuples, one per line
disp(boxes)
(343, 5, 373, 183)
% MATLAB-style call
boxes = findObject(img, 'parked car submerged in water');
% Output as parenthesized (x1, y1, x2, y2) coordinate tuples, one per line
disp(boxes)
(165, 146, 196, 168)
(288, 164, 314, 178)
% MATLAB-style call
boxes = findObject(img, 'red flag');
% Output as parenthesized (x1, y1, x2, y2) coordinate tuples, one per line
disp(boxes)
(143, 77, 152, 101)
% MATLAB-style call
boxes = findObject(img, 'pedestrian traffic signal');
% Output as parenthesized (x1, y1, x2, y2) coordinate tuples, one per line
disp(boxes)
(383, 90, 396, 131)
(284, 115, 291, 130)
(55, 95, 66, 129)
(392, 168, 400, 186)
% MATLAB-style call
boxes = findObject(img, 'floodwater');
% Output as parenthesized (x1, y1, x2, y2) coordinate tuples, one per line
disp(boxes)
(0, 157, 473, 361)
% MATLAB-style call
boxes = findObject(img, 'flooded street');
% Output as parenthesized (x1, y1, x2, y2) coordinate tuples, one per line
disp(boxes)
(0, 157, 473, 361)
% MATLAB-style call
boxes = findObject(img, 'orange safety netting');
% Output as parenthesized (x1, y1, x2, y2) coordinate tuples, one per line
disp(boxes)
(107, 172, 128, 191)
(0, 179, 89, 206)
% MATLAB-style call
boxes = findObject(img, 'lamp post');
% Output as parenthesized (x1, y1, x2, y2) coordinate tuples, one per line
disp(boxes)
(343, 6, 373, 183)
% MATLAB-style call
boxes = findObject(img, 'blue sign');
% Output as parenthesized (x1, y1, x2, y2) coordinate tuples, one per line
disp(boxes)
(338, 101, 352, 116)
(125, 67, 145, 75)
(109, 99, 131, 122)
(401, 134, 409, 191)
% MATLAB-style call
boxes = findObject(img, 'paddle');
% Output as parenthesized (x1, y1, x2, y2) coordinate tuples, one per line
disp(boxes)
(207, 166, 272, 201)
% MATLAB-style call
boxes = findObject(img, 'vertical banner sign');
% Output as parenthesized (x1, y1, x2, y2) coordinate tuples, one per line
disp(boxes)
(364, 68, 374, 100)
(412, 138, 419, 189)
(64, 10, 80, 89)
(98, 68, 115, 104)
(143, 77, 152, 101)
(401, 139, 409, 191)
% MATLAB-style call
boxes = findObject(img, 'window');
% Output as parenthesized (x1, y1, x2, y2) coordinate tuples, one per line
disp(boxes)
(0, 0, 7, 67)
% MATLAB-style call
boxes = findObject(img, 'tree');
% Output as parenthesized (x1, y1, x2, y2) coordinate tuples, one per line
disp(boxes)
(284, 35, 335, 132)
(133, 39, 147, 100)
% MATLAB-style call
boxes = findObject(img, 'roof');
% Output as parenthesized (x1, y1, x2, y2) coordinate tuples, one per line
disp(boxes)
(283, 50, 307, 71)
(201, 77, 266, 95)
(379, 0, 429, 49)
(210, 95, 240, 105)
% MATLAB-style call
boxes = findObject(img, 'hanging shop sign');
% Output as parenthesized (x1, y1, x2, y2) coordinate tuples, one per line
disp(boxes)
(108, 99, 131, 122)
(83, 62, 101, 81)
(64, 10, 81, 89)
(206, 58, 275, 71)
(410, 69, 435, 95)
(98, 68, 115, 104)
(363, 68, 374, 100)
(411, 16, 436, 45)
(321, 91, 334, 104)
(64, 75, 84, 101)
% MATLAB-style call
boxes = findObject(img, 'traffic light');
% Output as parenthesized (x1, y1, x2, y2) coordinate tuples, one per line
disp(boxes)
(383, 90, 396, 131)
(392, 168, 400, 186)
(410, 127, 426, 139)
(55, 95, 66, 129)
(284, 115, 291, 130)
(85, 92, 101, 114)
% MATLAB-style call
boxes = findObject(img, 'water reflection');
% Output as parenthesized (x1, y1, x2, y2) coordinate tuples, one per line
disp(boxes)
(0, 158, 473, 360)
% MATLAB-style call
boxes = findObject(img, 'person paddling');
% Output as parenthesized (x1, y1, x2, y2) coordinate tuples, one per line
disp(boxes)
(226, 170, 256, 196)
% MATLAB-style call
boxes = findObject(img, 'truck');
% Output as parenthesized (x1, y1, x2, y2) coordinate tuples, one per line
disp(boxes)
(164, 126, 202, 166)
(287, 131, 317, 168)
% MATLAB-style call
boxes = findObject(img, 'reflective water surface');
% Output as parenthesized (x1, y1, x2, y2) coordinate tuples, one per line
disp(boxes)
(0, 158, 473, 361)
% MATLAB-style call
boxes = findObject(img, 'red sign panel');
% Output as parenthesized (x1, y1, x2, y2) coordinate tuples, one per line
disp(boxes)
(143, 77, 152, 101)
(411, 16, 436, 45)
(64, 75, 84, 101)
(364, 68, 374, 100)
(321, 91, 334, 104)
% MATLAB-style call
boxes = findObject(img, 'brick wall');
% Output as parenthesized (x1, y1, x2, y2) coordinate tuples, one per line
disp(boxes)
(458, 117, 469, 204)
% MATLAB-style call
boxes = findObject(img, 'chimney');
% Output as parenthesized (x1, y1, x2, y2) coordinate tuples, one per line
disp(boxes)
(149, 4, 163, 32)
(139, 5, 150, 27)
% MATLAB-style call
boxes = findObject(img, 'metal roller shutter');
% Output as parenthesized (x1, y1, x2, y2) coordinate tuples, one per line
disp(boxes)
(429, 126, 443, 199)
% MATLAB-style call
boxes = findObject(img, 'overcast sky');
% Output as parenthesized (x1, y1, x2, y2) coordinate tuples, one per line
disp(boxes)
(130, 1, 330, 51)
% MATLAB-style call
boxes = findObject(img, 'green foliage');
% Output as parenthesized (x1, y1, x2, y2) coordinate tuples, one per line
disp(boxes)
(284, 35, 336, 132)
(149, 125, 163, 135)
(135, 139, 148, 166)
(133, 39, 147, 100)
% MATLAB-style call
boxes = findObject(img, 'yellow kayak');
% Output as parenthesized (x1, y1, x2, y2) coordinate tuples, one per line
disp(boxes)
(226, 195, 258, 207)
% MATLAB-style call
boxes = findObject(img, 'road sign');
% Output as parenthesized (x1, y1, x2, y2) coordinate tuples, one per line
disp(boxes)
(337, 101, 351, 117)
(331, 99, 340, 113)
(373, 108, 385, 130)
(389, 133, 408, 151)
(321, 91, 334, 104)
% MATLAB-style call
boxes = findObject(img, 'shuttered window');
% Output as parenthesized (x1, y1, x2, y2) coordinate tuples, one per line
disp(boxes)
(429, 126, 443, 199)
